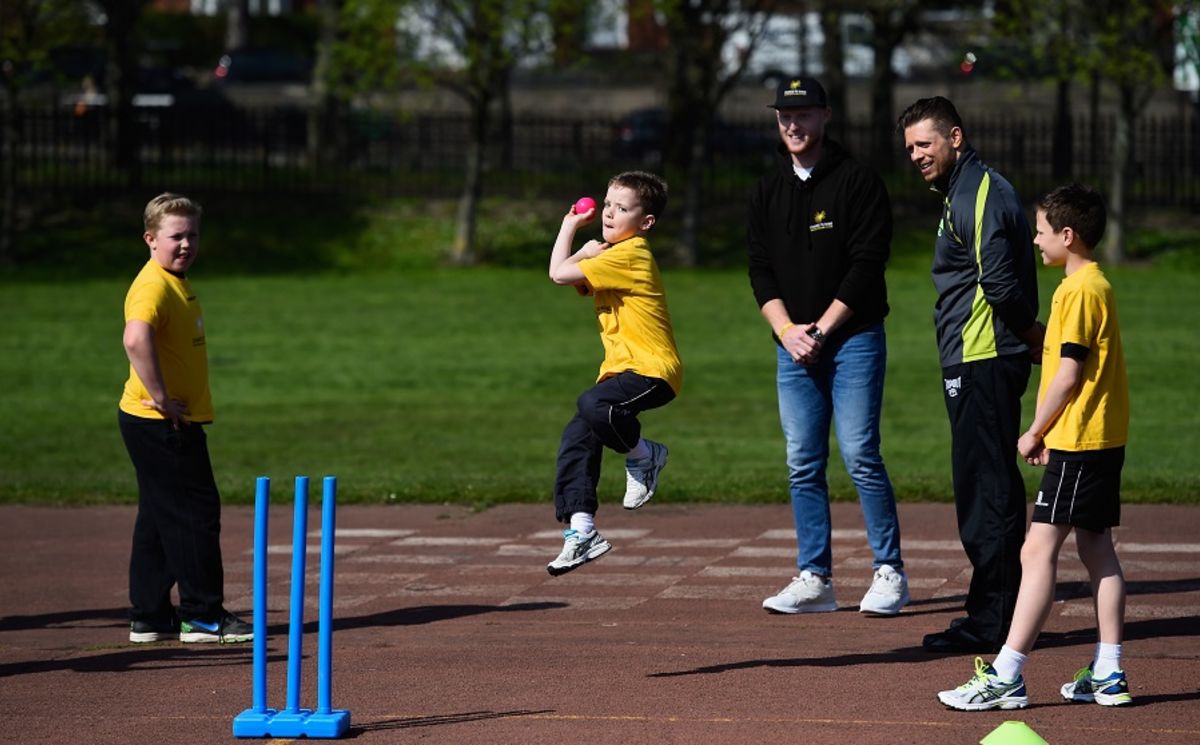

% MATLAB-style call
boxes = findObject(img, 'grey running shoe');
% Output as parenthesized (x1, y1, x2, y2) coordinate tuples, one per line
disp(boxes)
(937, 657, 1029, 711)
(623, 440, 668, 510)
(546, 529, 611, 576)
(1061, 665, 1133, 706)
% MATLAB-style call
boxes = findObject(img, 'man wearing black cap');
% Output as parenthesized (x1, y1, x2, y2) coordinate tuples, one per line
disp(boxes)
(748, 76, 908, 617)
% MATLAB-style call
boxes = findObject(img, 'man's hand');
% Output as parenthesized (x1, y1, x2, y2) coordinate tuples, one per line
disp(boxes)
(780, 323, 824, 365)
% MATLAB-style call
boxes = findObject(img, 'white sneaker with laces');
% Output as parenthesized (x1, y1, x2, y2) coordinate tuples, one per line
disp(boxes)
(761, 570, 837, 614)
(546, 529, 611, 576)
(858, 564, 910, 615)
(623, 440, 668, 510)
(937, 657, 1029, 711)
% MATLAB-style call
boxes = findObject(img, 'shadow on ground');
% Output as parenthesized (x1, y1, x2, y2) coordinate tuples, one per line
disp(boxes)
(646, 615, 1200, 678)
(353, 709, 555, 733)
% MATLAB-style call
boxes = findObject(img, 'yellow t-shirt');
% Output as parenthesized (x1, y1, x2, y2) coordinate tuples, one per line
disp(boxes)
(119, 259, 214, 422)
(1040, 262, 1128, 451)
(578, 236, 683, 394)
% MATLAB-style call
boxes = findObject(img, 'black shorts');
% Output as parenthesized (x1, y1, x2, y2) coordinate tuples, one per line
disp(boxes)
(1031, 447, 1124, 532)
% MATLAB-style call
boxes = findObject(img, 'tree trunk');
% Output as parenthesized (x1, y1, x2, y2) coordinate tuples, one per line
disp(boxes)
(451, 100, 489, 265)
(497, 68, 514, 171)
(677, 121, 710, 267)
(308, 0, 340, 166)
(867, 6, 906, 170)
(100, 1, 144, 185)
(1102, 84, 1135, 264)
(0, 95, 18, 266)
(1052, 77, 1072, 180)
(820, 8, 847, 143)
(225, 0, 250, 51)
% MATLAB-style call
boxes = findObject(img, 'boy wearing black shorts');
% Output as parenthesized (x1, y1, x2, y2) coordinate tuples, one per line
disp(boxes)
(937, 184, 1132, 710)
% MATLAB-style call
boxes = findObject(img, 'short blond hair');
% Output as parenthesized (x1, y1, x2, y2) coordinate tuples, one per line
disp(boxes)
(143, 192, 202, 233)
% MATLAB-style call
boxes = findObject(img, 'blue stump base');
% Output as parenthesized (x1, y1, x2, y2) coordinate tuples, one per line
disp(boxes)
(233, 708, 351, 738)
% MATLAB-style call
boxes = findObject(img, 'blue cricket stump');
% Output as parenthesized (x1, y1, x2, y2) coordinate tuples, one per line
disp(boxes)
(232, 475, 351, 738)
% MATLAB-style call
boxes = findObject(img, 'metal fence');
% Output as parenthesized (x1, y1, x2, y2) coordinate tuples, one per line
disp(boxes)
(4, 105, 1198, 208)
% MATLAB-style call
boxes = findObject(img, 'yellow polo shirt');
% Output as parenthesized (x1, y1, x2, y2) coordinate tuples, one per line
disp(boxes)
(119, 259, 214, 423)
(1040, 262, 1127, 451)
(578, 236, 683, 394)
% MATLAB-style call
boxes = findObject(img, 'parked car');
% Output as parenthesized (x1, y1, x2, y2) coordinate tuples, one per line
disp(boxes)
(213, 49, 313, 84)
(614, 107, 775, 164)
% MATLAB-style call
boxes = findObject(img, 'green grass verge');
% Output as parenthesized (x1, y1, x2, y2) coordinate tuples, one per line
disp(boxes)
(1, 197, 1197, 505)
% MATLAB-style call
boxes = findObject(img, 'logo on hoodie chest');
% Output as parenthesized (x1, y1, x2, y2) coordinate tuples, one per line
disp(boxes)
(809, 209, 833, 233)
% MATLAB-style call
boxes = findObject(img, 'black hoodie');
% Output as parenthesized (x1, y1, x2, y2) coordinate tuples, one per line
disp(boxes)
(747, 139, 891, 343)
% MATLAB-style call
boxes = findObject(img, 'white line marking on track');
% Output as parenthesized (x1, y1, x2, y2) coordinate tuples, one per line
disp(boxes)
(563, 573, 686, 587)
(1117, 542, 1200, 553)
(730, 547, 794, 558)
(901, 540, 964, 551)
(391, 537, 508, 546)
(659, 584, 775, 600)
(332, 528, 416, 538)
(529, 529, 651, 540)
(840, 556, 969, 569)
(265, 543, 357, 555)
(508, 596, 646, 610)
(1060, 603, 1200, 619)
(634, 538, 745, 548)
(345, 554, 455, 564)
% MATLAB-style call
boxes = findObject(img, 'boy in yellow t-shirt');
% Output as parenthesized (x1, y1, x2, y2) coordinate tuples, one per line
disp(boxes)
(545, 171, 682, 576)
(118, 193, 251, 644)
(938, 184, 1132, 711)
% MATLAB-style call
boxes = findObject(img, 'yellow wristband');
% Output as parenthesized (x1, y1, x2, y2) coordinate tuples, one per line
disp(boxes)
(778, 322, 795, 337)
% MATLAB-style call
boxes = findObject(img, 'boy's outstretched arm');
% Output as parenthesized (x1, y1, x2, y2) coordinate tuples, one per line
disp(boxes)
(1018, 356, 1084, 465)
(549, 205, 605, 286)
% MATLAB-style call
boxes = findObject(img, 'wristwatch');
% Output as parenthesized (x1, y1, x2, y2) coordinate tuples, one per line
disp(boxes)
(807, 326, 826, 344)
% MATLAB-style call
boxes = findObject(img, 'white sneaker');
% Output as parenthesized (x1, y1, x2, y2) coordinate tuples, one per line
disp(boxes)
(858, 564, 910, 615)
(623, 440, 668, 510)
(761, 570, 837, 614)
(546, 529, 611, 576)
(937, 657, 1029, 711)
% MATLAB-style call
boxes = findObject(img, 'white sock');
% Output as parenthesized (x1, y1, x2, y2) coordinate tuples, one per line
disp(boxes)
(992, 645, 1028, 682)
(626, 439, 650, 462)
(569, 512, 595, 535)
(1093, 642, 1122, 679)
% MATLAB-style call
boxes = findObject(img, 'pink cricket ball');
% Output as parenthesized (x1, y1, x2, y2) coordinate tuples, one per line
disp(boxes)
(574, 196, 596, 214)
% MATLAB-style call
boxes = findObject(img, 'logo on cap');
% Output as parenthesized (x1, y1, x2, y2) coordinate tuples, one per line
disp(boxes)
(785, 80, 807, 97)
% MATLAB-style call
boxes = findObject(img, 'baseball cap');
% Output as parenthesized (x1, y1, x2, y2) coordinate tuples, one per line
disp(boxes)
(769, 76, 828, 109)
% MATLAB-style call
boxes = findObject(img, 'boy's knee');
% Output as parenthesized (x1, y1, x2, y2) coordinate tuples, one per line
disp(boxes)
(1019, 531, 1058, 567)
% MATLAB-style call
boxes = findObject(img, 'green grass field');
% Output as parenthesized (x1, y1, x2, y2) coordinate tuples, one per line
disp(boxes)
(1, 197, 1197, 505)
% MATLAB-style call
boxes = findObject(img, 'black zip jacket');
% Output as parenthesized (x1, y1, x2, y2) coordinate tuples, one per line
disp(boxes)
(930, 147, 1038, 366)
(747, 139, 891, 343)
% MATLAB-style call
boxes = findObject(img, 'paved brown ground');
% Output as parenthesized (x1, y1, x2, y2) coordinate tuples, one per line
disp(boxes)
(3, 502, 1198, 744)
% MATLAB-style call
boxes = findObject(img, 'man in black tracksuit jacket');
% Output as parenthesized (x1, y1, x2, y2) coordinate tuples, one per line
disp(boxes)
(748, 77, 909, 619)
(899, 96, 1045, 653)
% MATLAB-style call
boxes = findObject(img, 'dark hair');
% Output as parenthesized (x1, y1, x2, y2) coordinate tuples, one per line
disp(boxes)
(1037, 183, 1107, 249)
(610, 170, 668, 218)
(896, 96, 964, 137)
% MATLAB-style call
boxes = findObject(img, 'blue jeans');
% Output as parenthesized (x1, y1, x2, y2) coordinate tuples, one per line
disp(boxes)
(776, 324, 902, 577)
